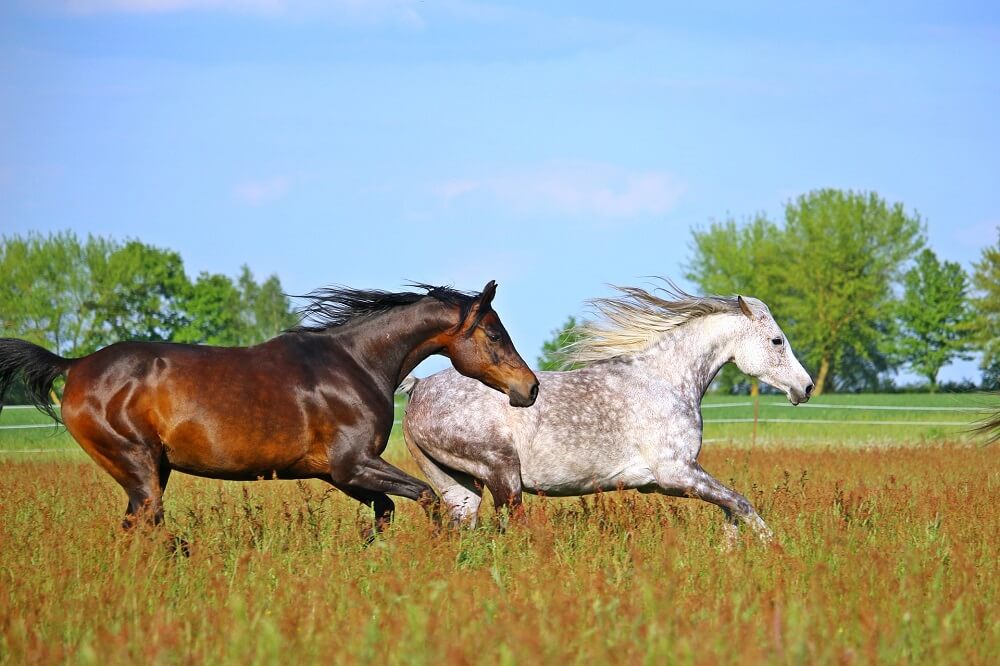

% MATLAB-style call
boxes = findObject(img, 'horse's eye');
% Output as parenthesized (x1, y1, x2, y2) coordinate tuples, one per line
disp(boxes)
(486, 330, 502, 342)
(771, 337, 783, 346)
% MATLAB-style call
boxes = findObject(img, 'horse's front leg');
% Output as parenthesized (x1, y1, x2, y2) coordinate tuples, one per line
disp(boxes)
(328, 481, 396, 542)
(328, 430, 443, 539)
(655, 461, 773, 543)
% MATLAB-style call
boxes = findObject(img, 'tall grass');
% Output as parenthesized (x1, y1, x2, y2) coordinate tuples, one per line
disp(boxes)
(1, 445, 997, 664)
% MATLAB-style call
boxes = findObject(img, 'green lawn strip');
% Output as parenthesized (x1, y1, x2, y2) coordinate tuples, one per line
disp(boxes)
(3, 393, 994, 455)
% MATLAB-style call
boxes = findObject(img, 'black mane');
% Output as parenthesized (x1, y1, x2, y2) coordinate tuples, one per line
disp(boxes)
(289, 283, 478, 333)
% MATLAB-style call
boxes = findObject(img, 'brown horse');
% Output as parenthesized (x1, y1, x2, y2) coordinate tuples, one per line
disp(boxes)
(0, 281, 538, 541)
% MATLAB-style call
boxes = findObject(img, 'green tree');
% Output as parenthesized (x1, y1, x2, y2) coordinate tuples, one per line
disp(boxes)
(177, 268, 296, 346)
(175, 273, 244, 345)
(686, 214, 784, 297)
(0, 232, 115, 356)
(0, 233, 54, 348)
(834, 324, 897, 392)
(537, 316, 584, 371)
(971, 229, 1000, 375)
(236, 266, 297, 344)
(1, 232, 296, 361)
(686, 214, 784, 393)
(1, 232, 118, 402)
(895, 249, 974, 390)
(84, 240, 191, 349)
(780, 190, 925, 394)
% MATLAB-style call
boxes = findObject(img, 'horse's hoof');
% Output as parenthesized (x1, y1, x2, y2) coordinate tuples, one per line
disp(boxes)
(168, 535, 191, 557)
(721, 523, 740, 551)
(360, 526, 382, 547)
(755, 525, 775, 544)
(171, 537, 191, 557)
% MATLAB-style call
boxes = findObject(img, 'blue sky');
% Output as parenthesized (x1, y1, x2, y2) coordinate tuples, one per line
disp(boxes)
(1, 1, 997, 381)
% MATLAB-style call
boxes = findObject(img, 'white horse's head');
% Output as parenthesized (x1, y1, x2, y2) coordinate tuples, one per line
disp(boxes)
(731, 296, 814, 405)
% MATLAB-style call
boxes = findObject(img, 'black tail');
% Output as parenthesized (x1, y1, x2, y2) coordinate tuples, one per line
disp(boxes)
(973, 400, 1000, 444)
(0, 338, 73, 423)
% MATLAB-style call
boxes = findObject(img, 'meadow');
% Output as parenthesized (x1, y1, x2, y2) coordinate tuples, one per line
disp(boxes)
(1, 394, 998, 664)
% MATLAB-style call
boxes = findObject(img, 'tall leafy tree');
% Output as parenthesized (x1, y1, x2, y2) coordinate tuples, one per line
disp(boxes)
(175, 273, 244, 346)
(971, 230, 1000, 375)
(780, 190, 924, 394)
(236, 266, 297, 344)
(251, 274, 298, 341)
(1, 232, 116, 402)
(0, 233, 52, 348)
(1, 232, 297, 369)
(686, 214, 784, 298)
(84, 241, 191, 349)
(0, 232, 114, 356)
(895, 249, 974, 390)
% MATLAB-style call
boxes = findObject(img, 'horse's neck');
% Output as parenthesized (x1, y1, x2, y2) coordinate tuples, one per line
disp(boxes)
(334, 299, 456, 391)
(630, 314, 737, 403)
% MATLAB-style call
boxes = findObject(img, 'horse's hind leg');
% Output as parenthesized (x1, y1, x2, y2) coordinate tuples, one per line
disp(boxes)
(123, 455, 172, 529)
(111, 450, 166, 530)
(484, 467, 524, 526)
(65, 421, 172, 533)
(403, 426, 482, 527)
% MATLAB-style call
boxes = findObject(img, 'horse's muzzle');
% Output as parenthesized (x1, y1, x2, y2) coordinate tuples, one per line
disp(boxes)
(508, 380, 539, 407)
(789, 384, 813, 406)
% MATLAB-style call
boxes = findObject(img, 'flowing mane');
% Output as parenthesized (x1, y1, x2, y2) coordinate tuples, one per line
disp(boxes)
(560, 280, 742, 366)
(290, 283, 478, 332)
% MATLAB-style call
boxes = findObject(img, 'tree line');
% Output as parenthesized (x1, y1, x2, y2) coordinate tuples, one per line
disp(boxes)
(0, 232, 298, 361)
(539, 189, 998, 394)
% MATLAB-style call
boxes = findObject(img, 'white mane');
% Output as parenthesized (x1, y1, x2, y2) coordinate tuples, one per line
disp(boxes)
(560, 281, 743, 366)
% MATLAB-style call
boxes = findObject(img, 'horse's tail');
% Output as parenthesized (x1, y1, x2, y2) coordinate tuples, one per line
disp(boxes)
(0, 338, 74, 423)
(396, 375, 419, 398)
(973, 399, 1000, 444)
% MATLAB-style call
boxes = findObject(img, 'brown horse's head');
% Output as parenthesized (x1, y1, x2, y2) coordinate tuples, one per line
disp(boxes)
(444, 281, 538, 407)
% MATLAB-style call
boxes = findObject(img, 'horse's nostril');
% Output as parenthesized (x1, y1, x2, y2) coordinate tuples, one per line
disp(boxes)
(805, 383, 814, 397)
(529, 383, 539, 401)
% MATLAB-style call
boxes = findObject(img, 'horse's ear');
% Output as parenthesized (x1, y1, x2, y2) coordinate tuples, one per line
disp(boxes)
(461, 280, 497, 330)
(738, 295, 755, 319)
(478, 280, 497, 310)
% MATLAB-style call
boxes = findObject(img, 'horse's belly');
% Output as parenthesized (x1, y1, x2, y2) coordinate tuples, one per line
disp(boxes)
(161, 419, 323, 480)
(521, 453, 655, 496)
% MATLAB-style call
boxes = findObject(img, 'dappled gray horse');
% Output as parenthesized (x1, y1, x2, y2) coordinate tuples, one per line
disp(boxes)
(401, 283, 814, 540)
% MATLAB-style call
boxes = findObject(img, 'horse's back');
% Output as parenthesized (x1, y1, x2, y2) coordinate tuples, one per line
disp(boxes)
(64, 339, 295, 415)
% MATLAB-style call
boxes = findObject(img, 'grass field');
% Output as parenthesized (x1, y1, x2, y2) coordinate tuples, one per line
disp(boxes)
(701, 392, 997, 445)
(1, 394, 998, 663)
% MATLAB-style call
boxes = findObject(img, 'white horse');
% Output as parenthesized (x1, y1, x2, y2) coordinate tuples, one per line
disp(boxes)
(400, 283, 813, 539)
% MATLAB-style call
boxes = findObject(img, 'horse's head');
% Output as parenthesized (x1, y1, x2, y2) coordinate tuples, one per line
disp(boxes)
(444, 281, 539, 407)
(731, 296, 814, 405)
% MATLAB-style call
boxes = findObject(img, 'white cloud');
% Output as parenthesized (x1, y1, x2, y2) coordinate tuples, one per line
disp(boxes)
(232, 176, 290, 205)
(436, 161, 685, 219)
